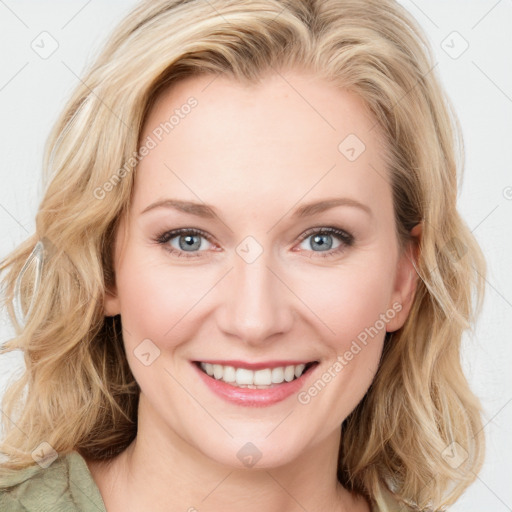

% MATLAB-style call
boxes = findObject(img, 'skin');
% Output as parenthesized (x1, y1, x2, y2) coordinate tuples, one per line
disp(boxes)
(85, 70, 421, 512)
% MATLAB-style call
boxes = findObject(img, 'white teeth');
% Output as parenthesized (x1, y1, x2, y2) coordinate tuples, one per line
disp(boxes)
(223, 365, 236, 383)
(199, 362, 310, 387)
(284, 365, 295, 382)
(235, 368, 253, 385)
(253, 369, 272, 386)
(213, 364, 223, 380)
(271, 367, 284, 384)
(294, 364, 305, 378)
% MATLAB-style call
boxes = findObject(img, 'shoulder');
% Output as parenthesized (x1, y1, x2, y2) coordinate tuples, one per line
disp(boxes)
(0, 451, 106, 512)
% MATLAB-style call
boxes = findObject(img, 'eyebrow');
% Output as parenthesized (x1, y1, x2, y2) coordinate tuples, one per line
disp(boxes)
(140, 197, 372, 219)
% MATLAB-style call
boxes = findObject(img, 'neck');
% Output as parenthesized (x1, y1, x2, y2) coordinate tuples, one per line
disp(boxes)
(85, 395, 370, 512)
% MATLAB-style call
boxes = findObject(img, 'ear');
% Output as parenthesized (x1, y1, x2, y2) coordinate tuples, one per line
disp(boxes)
(104, 285, 121, 317)
(103, 215, 126, 318)
(386, 222, 422, 332)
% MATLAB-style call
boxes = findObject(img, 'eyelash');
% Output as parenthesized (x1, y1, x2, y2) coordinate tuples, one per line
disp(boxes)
(154, 226, 355, 259)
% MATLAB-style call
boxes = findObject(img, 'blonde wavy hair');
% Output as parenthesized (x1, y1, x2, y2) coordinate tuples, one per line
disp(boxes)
(0, 0, 487, 510)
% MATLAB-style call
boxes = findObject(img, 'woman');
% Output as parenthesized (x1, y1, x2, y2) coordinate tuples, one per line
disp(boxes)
(0, 0, 486, 510)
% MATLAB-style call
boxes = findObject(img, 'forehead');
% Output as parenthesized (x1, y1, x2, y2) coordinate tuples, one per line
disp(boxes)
(133, 71, 390, 217)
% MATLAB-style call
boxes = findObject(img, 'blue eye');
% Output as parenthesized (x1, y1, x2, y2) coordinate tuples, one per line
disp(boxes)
(155, 226, 354, 259)
(156, 228, 214, 258)
(297, 227, 354, 258)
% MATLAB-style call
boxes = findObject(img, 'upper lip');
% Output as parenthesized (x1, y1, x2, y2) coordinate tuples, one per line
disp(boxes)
(193, 360, 317, 370)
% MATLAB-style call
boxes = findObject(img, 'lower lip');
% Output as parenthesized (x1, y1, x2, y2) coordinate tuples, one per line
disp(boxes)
(192, 363, 317, 407)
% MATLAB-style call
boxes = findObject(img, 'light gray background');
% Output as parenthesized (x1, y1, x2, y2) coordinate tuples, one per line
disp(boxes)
(0, 1, 511, 510)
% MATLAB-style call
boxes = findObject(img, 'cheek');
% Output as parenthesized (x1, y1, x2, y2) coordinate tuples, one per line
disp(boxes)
(114, 246, 222, 348)
(292, 262, 396, 420)
(293, 257, 396, 348)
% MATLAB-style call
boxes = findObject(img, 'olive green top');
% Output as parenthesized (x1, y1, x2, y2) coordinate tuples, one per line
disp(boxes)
(0, 450, 401, 511)
(0, 451, 106, 511)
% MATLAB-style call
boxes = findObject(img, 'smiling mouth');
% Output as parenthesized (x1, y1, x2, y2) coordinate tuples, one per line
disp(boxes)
(194, 361, 318, 389)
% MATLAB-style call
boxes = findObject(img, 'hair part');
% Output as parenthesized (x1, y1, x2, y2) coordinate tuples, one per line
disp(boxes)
(0, 1, 486, 510)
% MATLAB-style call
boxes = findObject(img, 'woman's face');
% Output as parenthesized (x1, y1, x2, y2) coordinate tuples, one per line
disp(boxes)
(104, 70, 419, 469)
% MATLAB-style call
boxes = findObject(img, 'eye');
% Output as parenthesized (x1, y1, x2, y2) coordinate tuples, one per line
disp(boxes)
(155, 228, 215, 258)
(154, 226, 355, 260)
(296, 226, 354, 258)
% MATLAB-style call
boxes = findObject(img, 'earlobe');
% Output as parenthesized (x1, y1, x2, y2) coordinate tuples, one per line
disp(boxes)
(102, 220, 125, 318)
(104, 287, 121, 317)
(386, 222, 422, 333)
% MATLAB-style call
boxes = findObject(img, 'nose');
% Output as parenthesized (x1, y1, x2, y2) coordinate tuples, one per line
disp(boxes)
(216, 247, 294, 346)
